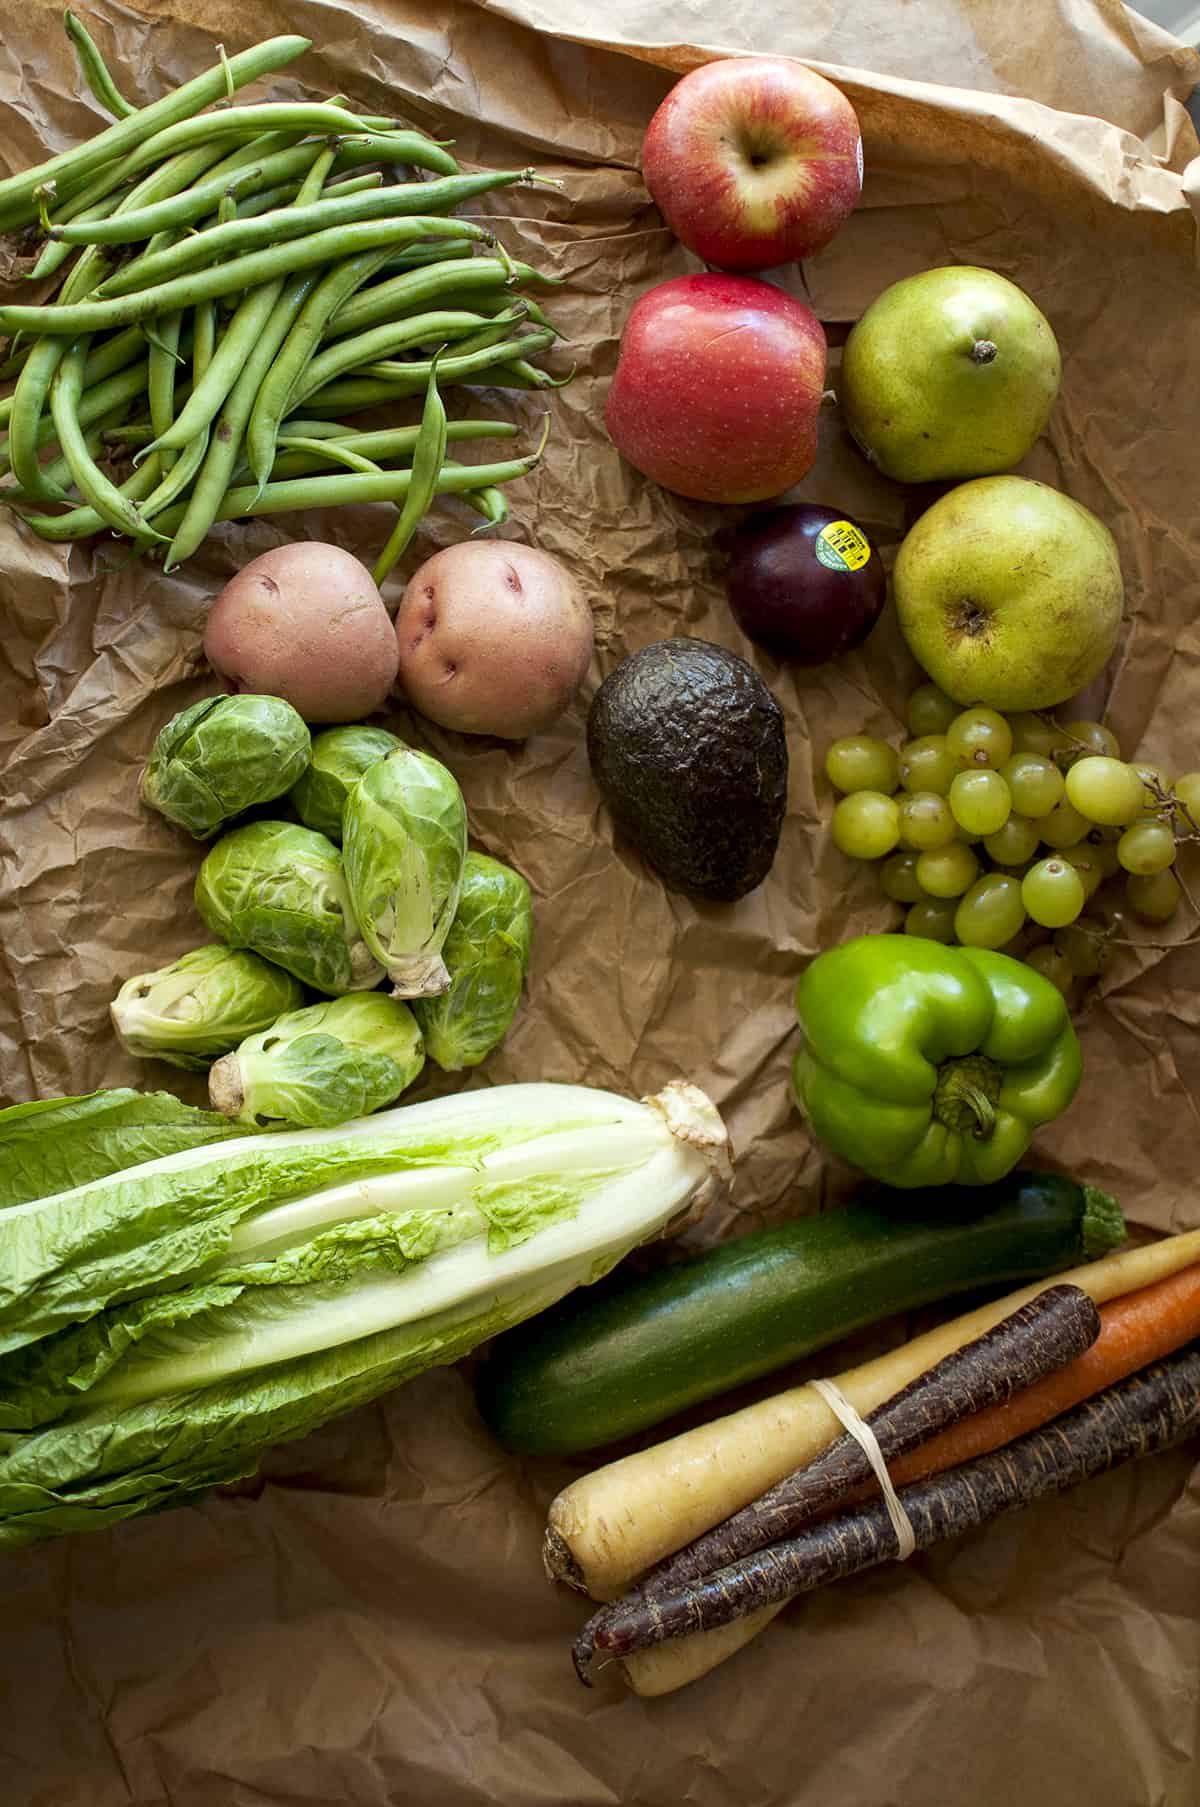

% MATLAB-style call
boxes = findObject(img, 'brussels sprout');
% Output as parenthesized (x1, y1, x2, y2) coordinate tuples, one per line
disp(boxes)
(289, 725, 404, 842)
(141, 694, 311, 839)
(110, 944, 305, 1072)
(195, 820, 383, 996)
(342, 749, 467, 998)
(413, 854, 533, 1071)
(208, 993, 425, 1129)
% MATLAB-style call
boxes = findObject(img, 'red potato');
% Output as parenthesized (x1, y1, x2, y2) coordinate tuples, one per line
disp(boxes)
(395, 542, 594, 740)
(204, 543, 399, 723)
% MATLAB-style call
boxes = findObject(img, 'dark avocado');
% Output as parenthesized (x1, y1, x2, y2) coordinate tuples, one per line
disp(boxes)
(586, 637, 788, 902)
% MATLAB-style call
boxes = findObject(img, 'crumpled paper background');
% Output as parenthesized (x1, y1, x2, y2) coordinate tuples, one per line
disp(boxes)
(2, 1, 1200, 1801)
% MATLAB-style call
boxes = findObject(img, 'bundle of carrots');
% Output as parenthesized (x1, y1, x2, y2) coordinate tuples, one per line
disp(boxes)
(548, 1228, 1200, 1694)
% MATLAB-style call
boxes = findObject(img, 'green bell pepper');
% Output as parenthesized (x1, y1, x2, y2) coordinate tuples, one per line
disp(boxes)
(792, 934, 1082, 1188)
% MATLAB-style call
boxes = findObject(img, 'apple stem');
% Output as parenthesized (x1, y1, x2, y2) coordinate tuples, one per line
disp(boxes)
(970, 339, 999, 364)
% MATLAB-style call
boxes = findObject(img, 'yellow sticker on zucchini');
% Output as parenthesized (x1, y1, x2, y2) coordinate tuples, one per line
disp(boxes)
(815, 520, 871, 573)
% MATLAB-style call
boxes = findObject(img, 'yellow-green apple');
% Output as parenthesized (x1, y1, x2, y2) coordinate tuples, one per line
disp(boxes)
(605, 273, 827, 503)
(641, 57, 862, 273)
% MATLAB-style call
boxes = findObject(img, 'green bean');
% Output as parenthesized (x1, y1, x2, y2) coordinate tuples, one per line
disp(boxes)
(293, 304, 528, 407)
(148, 422, 551, 536)
(0, 36, 312, 231)
(63, 11, 136, 119)
(276, 435, 382, 475)
(235, 171, 380, 220)
(49, 340, 166, 540)
(4, 357, 153, 486)
(68, 100, 380, 203)
(380, 239, 477, 273)
(2, 415, 114, 502)
(138, 425, 213, 526)
(191, 302, 217, 383)
(27, 189, 127, 282)
(98, 170, 532, 299)
(6, 457, 159, 540)
(6, 246, 112, 502)
(359, 329, 557, 392)
(45, 139, 235, 247)
(162, 143, 343, 569)
(506, 356, 576, 389)
(148, 279, 286, 457)
(0, 217, 493, 339)
(146, 313, 184, 475)
(452, 471, 510, 528)
(261, 418, 519, 479)
(244, 247, 395, 493)
(372, 355, 448, 584)
(333, 132, 459, 179)
(328, 256, 551, 339)
(50, 143, 339, 245)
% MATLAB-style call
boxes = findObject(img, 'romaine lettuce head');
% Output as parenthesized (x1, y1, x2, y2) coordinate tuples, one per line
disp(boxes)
(111, 944, 305, 1072)
(195, 820, 383, 996)
(290, 725, 405, 842)
(209, 992, 425, 1129)
(342, 749, 467, 998)
(413, 853, 532, 1071)
(141, 694, 311, 839)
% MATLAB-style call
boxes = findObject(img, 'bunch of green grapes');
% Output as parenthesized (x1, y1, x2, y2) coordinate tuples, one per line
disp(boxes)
(824, 683, 1199, 991)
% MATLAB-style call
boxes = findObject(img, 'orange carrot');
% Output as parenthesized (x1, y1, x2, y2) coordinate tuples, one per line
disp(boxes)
(887, 1262, 1200, 1487)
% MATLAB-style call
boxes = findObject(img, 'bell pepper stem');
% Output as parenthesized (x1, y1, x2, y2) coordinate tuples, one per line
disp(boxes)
(932, 1054, 1003, 1141)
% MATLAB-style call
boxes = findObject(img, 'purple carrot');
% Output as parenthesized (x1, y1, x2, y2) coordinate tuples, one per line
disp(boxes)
(596, 1282, 1101, 1640)
(574, 1342, 1200, 1680)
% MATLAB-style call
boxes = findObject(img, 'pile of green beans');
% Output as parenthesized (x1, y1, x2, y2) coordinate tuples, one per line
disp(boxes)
(0, 19, 567, 573)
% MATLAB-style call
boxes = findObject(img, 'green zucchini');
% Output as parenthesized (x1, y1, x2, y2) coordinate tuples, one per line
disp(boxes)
(474, 1172, 1124, 1455)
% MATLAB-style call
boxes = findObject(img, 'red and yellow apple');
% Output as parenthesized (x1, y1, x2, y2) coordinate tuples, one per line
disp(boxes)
(641, 56, 862, 273)
(605, 273, 827, 504)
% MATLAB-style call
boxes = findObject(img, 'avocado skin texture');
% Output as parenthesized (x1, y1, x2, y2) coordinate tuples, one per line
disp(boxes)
(587, 638, 788, 902)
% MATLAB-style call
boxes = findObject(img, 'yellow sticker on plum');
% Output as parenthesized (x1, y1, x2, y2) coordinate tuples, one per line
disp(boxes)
(815, 520, 871, 573)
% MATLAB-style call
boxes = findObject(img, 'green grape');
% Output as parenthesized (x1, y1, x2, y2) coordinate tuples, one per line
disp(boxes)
(1058, 843, 1105, 901)
(915, 842, 980, 899)
(999, 752, 1065, 818)
(954, 874, 1026, 949)
(880, 851, 925, 904)
(1125, 869, 1182, 923)
(1082, 831, 1122, 879)
(898, 735, 959, 796)
(1131, 762, 1171, 807)
(1059, 719, 1121, 764)
(983, 814, 1040, 867)
(1062, 715, 1127, 766)
(906, 684, 960, 738)
(1038, 796, 1093, 849)
(946, 706, 1013, 771)
(831, 791, 901, 859)
(1064, 756, 1147, 827)
(1025, 942, 1074, 994)
(825, 735, 900, 796)
(1022, 857, 1086, 929)
(1173, 772, 1200, 822)
(904, 896, 959, 943)
(948, 769, 1011, 837)
(899, 791, 957, 851)
(1053, 922, 1107, 979)
(1117, 820, 1177, 876)
(1008, 712, 1063, 758)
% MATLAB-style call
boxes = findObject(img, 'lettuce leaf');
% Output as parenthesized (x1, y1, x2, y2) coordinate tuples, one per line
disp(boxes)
(0, 1089, 250, 1211)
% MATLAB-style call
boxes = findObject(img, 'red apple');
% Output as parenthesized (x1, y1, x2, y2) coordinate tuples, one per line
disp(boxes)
(605, 273, 827, 504)
(641, 57, 862, 273)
